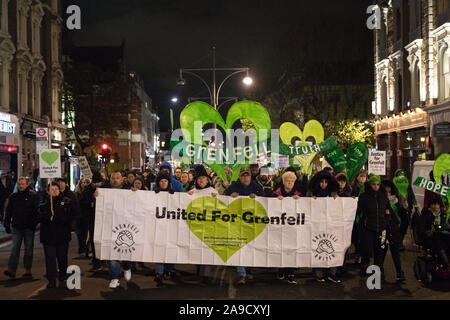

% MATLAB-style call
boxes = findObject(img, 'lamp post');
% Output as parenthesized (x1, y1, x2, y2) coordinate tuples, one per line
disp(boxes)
(177, 47, 253, 111)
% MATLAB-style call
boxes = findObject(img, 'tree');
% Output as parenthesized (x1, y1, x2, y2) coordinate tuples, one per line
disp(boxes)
(325, 120, 375, 152)
(62, 61, 131, 163)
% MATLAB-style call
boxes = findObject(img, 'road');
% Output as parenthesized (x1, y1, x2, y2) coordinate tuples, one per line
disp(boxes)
(0, 232, 449, 300)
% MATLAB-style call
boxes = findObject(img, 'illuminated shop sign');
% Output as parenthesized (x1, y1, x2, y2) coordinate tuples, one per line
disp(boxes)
(0, 113, 16, 134)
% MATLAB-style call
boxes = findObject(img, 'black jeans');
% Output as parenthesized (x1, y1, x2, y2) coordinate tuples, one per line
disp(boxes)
(87, 217, 98, 263)
(360, 227, 386, 273)
(76, 217, 88, 255)
(43, 243, 69, 281)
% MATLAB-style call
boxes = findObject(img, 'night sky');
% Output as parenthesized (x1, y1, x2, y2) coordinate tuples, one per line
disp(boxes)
(62, 0, 374, 131)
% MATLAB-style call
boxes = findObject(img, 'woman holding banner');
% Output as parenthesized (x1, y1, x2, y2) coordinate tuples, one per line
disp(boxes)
(273, 171, 301, 284)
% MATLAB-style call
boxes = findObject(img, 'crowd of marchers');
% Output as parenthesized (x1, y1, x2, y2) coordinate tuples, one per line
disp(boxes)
(1, 161, 449, 289)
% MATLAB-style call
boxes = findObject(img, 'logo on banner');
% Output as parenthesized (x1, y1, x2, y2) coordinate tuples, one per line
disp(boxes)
(313, 233, 338, 262)
(112, 224, 139, 253)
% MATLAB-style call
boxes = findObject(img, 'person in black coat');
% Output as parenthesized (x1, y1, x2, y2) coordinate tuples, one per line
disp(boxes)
(356, 174, 391, 278)
(336, 173, 352, 197)
(3, 177, 40, 278)
(40, 182, 73, 288)
(224, 168, 264, 198)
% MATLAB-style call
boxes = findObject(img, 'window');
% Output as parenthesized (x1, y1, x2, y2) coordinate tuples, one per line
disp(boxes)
(441, 48, 450, 101)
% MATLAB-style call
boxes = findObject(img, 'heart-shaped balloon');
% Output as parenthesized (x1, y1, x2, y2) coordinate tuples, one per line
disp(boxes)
(324, 143, 369, 182)
(179, 101, 271, 183)
(393, 176, 409, 198)
(434, 154, 450, 185)
(41, 152, 59, 166)
(279, 121, 324, 175)
(186, 197, 268, 262)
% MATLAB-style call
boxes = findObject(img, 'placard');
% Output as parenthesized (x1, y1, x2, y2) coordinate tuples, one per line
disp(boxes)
(368, 150, 386, 175)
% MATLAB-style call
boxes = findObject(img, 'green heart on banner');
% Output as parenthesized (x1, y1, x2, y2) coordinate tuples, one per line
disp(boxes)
(180, 100, 271, 183)
(41, 152, 59, 166)
(186, 197, 268, 262)
(434, 154, 450, 185)
(393, 176, 409, 198)
(279, 121, 324, 175)
(324, 142, 369, 182)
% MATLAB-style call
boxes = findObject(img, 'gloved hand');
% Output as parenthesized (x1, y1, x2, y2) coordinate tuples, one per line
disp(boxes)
(5, 226, 11, 234)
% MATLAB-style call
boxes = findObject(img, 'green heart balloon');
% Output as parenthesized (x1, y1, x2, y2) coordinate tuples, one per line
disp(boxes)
(433, 154, 450, 185)
(324, 142, 369, 182)
(393, 176, 409, 198)
(180, 100, 271, 183)
(41, 152, 59, 166)
(186, 197, 268, 263)
(279, 121, 324, 175)
(345, 143, 369, 182)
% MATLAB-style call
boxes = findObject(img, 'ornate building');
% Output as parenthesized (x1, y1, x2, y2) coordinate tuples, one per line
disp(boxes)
(373, 0, 449, 178)
(0, 0, 65, 178)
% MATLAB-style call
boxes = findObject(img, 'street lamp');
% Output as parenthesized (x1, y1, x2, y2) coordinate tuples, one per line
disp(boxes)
(177, 47, 253, 111)
(171, 97, 178, 103)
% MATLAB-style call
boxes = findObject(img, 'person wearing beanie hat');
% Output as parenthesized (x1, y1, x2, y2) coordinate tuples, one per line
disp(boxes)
(188, 165, 217, 197)
(155, 171, 175, 194)
(336, 173, 352, 197)
(356, 172, 391, 279)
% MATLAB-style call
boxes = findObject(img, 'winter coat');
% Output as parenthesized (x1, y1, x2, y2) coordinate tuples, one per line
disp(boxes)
(337, 186, 352, 197)
(273, 186, 301, 197)
(224, 180, 264, 197)
(307, 171, 338, 198)
(62, 188, 80, 228)
(356, 182, 391, 232)
(4, 188, 40, 230)
(39, 194, 73, 245)
(152, 162, 183, 192)
(79, 184, 97, 221)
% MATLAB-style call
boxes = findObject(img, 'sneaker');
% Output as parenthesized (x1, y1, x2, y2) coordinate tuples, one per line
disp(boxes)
(327, 275, 342, 283)
(4, 270, 16, 278)
(109, 279, 120, 289)
(22, 272, 32, 278)
(124, 269, 132, 282)
(277, 273, 285, 280)
(154, 274, 163, 287)
(396, 271, 406, 283)
(287, 275, 297, 284)
(315, 277, 326, 283)
(237, 276, 247, 285)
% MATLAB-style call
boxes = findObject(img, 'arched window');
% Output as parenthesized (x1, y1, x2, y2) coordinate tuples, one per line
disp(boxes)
(441, 47, 450, 101)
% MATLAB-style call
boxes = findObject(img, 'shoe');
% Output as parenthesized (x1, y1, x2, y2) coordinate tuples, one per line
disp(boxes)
(287, 275, 297, 284)
(246, 274, 254, 281)
(4, 270, 16, 278)
(58, 279, 67, 289)
(154, 274, 163, 287)
(124, 269, 132, 282)
(355, 256, 362, 265)
(396, 271, 406, 283)
(315, 277, 326, 283)
(237, 276, 247, 285)
(90, 263, 102, 271)
(109, 279, 120, 289)
(22, 272, 32, 278)
(165, 271, 173, 281)
(277, 273, 285, 280)
(47, 280, 57, 289)
(327, 275, 342, 283)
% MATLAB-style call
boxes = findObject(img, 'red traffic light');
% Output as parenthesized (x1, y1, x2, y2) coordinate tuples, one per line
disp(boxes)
(102, 143, 109, 150)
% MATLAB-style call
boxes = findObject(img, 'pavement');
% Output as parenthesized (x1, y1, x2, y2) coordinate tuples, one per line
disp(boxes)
(0, 232, 449, 300)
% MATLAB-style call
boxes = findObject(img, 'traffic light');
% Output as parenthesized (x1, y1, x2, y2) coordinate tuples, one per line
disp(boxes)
(100, 143, 111, 161)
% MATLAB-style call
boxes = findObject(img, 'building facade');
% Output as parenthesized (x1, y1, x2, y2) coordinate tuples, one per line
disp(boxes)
(0, 0, 65, 179)
(373, 0, 450, 178)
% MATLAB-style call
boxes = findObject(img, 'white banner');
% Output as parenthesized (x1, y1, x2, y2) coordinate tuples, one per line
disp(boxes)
(94, 190, 357, 268)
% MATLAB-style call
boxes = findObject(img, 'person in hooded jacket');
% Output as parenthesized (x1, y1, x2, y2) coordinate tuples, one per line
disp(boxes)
(307, 171, 340, 283)
(153, 162, 183, 192)
(154, 171, 175, 286)
(351, 169, 368, 265)
(357, 174, 391, 279)
(39, 182, 73, 288)
(256, 167, 277, 197)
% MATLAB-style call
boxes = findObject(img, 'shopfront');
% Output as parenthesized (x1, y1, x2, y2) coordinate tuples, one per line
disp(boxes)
(428, 101, 450, 158)
(0, 112, 20, 176)
(374, 108, 429, 179)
